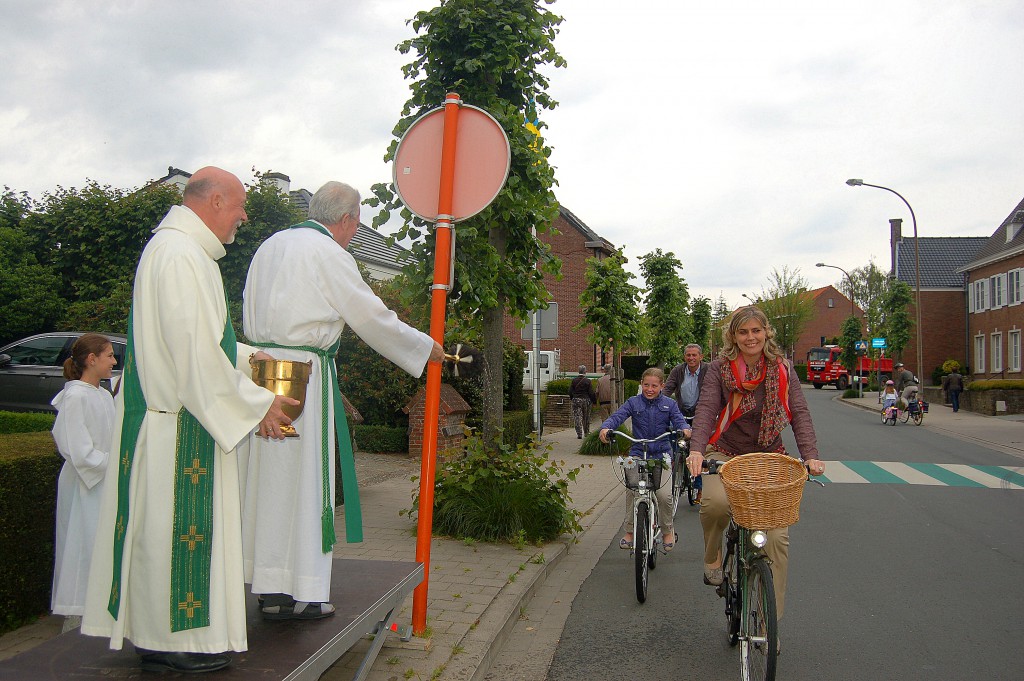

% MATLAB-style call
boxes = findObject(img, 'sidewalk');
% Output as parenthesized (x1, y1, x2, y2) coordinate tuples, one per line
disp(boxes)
(0, 424, 628, 681)
(838, 390, 1024, 459)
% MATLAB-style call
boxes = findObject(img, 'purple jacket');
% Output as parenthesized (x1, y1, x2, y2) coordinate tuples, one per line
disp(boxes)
(601, 393, 687, 458)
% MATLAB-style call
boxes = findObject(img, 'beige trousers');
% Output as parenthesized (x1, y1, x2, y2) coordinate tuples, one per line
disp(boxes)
(700, 467, 790, 619)
(622, 460, 674, 542)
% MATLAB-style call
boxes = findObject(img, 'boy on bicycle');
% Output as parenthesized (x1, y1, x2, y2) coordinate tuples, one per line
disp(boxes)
(599, 367, 688, 551)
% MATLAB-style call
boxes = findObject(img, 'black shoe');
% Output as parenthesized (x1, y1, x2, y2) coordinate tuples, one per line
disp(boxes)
(138, 651, 231, 673)
(262, 600, 336, 620)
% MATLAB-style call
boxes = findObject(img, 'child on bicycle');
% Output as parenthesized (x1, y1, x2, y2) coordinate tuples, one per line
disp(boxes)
(599, 367, 687, 551)
(881, 380, 898, 417)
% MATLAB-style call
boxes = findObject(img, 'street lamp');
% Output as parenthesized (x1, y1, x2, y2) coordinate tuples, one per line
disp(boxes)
(846, 178, 922, 385)
(815, 262, 856, 318)
(741, 293, 758, 305)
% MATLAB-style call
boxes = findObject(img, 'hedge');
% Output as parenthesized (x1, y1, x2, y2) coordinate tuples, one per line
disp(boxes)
(354, 425, 408, 453)
(0, 432, 61, 635)
(545, 378, 570, 395)
(967, 379, 1024, 391)
(501, 410, 533, 449)
(0, 411, 55, 434)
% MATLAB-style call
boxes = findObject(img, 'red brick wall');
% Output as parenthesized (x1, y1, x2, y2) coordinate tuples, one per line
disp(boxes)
(898, 289, 969, 383)
(964, 253, 1024, 379)
(406, 384, 470, 464)
(503, 213, 609, 375)
(793, 286, 859, 364)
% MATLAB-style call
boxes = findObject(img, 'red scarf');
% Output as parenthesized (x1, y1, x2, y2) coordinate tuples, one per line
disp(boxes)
(709, 355, 791, 451)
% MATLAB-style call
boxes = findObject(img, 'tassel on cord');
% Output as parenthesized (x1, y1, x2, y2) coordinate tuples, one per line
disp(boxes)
(443, 343, 484, 379)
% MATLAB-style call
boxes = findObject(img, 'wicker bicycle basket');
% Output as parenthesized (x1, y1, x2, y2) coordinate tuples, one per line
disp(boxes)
(719, 453, 807, 529)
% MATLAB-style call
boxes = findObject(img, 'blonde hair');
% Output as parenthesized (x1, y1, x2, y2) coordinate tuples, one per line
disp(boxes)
(641, 367, 665, 383)
(718, 306, 784, 362)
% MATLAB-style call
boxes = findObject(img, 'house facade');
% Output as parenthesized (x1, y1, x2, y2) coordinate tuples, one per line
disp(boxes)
(502, 206, 616, 375)
(792, 285, 861, 364)
(958, 198, 1024, 379)
(889, 218, 987, 383)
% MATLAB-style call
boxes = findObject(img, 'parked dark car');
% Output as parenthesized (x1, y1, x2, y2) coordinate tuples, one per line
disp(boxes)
(0, 332, 127, 412)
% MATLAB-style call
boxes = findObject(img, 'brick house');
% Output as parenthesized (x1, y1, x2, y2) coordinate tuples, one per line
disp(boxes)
(958, 197, 1024, 379)
(792, 285, 861, 364)
(503, 205, 616, 374)
(889, 218, 987, 382)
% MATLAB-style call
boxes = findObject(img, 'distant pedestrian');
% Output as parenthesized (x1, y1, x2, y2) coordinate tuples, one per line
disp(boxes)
(50, 333, 117, 633)
(596, 365, 614, 420)
(946, 368, 964, 412)
(570, 365, 595, 439)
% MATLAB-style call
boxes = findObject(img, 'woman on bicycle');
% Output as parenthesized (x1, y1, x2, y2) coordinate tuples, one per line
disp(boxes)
(686, 306, 825, 623)
(600, 367, 688, 551)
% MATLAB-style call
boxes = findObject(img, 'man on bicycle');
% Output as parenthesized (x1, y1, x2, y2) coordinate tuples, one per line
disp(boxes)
(664, 344, 706, 500)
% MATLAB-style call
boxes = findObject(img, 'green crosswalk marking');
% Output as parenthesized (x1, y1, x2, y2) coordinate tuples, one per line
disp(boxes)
(843, 461, 907, 484)
(974, 465, 1024, 488)
(904, 463, 987, 488)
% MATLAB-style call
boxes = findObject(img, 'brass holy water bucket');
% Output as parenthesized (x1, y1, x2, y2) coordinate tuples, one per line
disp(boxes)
(250, 357, 313, 438)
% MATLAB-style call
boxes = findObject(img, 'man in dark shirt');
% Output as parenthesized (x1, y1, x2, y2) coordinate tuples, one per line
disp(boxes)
(570, 365, 596, 439)
(664, 344, 709, 424)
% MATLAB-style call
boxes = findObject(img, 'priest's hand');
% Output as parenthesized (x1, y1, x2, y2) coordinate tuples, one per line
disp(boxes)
(429, 341, 444, 364)
(260, 395, 299, 440)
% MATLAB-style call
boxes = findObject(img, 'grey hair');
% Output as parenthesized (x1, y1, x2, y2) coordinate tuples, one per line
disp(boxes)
(684, 343, 703, 354)
(308, 181, 360, 225)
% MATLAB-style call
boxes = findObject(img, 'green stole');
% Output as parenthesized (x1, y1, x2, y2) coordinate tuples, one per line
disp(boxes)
(108, 301, 236, 632)
(250, 219, 363, 550)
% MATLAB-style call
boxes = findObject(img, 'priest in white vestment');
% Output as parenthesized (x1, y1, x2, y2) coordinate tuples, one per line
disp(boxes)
(241, 180, 442, 619)
(81, 167, 298, 674)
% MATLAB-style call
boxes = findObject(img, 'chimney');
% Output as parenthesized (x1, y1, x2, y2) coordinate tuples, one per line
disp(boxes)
(266, 171, 291, 195)
(890, 218, 902, 277)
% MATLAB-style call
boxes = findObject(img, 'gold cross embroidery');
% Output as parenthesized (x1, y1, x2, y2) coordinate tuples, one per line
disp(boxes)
(178, 592, 203, 619)
(180, 525, 204, 551)
(110, 581, 119, 604)
(121, 452, 131, 475)
(116, 515, 126, 540)
(183, 458, 208, 485)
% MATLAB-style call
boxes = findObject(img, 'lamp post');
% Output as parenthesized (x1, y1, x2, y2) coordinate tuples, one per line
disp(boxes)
(815, 262, 856, 318)
(741, 293, 758, 305)
(846, 178, 922, 385)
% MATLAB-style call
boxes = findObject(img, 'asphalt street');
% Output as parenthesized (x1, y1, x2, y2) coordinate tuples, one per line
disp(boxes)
(546, 387, 1024, 681)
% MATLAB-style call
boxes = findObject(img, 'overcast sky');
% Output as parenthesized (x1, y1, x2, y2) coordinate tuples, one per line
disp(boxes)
(2, 0, 1022, 309)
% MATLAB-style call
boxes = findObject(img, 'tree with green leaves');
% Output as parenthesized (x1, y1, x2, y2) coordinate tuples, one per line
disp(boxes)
(0, 225, 64, 344)
(639, 249, 690, 368)
(757, 266, 814, 359)
(881, 279, 914, 360)
(838, 315, 863, 386)
(577, 252, 641, 404)
(845, 260, 888, 336)
(691, 296, 712, 353)
(368, 0, 566, 445)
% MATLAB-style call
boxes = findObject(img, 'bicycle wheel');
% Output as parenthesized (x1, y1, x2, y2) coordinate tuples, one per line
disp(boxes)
(648, 505, 658, 570)
(913, 410, 924, 425)
(900, 407, 911, 423)
(671, 455, 683, 517)
(723, 544, 741, 646)
(635, 502, 649, 603)
(741, 557, 778, 681)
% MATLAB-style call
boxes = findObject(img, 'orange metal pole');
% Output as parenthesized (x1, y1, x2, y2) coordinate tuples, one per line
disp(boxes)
(412, 92, 461, 634)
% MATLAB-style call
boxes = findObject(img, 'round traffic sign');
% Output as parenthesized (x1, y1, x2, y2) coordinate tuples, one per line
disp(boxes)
(393, 104, 511, 222)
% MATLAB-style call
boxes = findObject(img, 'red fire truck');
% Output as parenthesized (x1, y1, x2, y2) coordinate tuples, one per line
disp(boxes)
(806, 345, 894, 390)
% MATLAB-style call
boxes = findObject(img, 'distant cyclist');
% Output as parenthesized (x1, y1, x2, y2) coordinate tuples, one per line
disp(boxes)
(664, 343, 708, 500)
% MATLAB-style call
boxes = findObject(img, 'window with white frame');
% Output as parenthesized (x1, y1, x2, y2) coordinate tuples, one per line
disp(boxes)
(973, 279, 987, 312)
(828, 298, 834, 308)
(974, 335, 985, 373)
(1009, 330, 1021, 373)
(1009, 269, 1022, 306)
(991, 332, 1003, 373)
(990, 274, 1006, 309)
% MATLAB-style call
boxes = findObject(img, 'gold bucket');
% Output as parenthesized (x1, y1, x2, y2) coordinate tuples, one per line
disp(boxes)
(250, 357, 313, 438)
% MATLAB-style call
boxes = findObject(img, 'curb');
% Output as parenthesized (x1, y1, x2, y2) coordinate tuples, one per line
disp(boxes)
(444, 462, 625, 681)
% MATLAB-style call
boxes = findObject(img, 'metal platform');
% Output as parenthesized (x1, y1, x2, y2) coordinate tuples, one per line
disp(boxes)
(0, 558, 422, 680)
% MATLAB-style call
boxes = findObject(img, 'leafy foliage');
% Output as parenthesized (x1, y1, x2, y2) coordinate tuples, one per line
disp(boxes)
(353, 425, 409, 453)
(881, 279, 913, 360)
(691, 295, 712, 352)
(838, 315, 863, 378)
(966, 379, 1024, 391)
(368, 0, 566, 443)
(846, 260, 888, 336)
(0, 411, 55, 434)
(639, 249, 690, 368)
(577, 253, 641, 354)
(756, 266, 814, 358)
(0, 226, 63, 344)
(404, 432, 585, 543)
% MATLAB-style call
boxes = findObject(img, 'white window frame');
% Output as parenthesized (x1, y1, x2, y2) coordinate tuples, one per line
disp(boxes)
(991, 332, 1003, 373)
(974, 334, 985, 374)
(973, 279, 988, 312)
(1009, 269, 1022, 306)
(1009, 330, 1021, 373)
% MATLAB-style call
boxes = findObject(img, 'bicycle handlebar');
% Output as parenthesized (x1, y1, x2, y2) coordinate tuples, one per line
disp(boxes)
(699, 456, 825, 486)
(607, 429, 678, 445)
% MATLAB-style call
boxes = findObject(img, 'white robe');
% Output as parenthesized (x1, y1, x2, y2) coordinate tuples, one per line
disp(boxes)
(51, 380, 114, 616)
(81, 205, 274, 653)
(241, 224, 433, 603)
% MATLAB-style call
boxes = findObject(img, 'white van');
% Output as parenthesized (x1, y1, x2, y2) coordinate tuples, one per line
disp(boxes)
(522, 350, 559, 390)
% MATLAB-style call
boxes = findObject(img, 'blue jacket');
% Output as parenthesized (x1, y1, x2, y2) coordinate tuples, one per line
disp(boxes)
(601, 393, 686, 458)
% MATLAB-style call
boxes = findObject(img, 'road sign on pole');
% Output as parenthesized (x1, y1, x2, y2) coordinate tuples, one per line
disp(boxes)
(871, 337, 887, 349)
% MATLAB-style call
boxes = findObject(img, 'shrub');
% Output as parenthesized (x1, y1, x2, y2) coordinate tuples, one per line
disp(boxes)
(624, 379, 639, 397)
(404, 433, 585, 543)
(0, 411, 55, 434)
(793, 364, 808, 383)
(354, 425, 408, 453)
(842, 388, 860, 398)
(578, 425, 632, 455)
(545, 378, 570, 395)
(0, 432, 61, 634)
(967, 379, 1024, 391)
(501, 411, 533, 449)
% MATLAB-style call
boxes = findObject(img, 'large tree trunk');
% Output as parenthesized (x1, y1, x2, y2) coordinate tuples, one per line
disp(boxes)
(482, 225, 507, 448)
